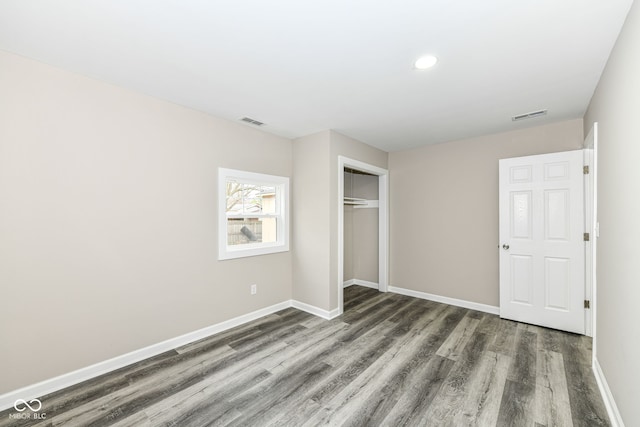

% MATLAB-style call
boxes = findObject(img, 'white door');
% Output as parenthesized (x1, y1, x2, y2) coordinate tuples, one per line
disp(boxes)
(499, 150, 585, 334)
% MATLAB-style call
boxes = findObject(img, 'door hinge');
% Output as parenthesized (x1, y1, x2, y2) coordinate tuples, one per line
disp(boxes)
(584, 300, 591, 309)
(583, 232, 590, 241)
(583, 165, 590, 174)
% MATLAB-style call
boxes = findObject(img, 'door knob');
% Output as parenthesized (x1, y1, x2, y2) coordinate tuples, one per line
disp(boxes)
(502, 244, 510, 250)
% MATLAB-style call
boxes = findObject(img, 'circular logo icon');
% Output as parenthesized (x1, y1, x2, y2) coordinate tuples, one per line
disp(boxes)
(14, 398, 42, 412)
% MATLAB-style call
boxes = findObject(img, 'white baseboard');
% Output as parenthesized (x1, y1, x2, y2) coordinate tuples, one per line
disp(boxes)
(388, 285, 500, 315)
(291, 300, 340, 320)
(343, 279, 379, 290)
(593, 357, 625, 427)
(343, 279, 356, 288)
(0, 300, 292, 412)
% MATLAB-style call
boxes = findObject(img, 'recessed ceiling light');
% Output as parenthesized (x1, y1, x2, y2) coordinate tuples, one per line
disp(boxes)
(414, 55, 438, 70)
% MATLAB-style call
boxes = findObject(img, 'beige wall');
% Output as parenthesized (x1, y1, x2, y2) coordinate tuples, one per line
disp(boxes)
(343, 172, 379, 283)
(584, 1, 640, 423)
(343, 172, 354, 282)
(351, 209, 379, 283)
(292, 131, 331, 309)
(0, 51, 293, 394)
(389, 119, 583, 306)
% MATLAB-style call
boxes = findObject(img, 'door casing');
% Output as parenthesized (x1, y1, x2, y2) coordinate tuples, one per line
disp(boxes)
(337, 156, 389, 316)
(583, 123, 598, 340)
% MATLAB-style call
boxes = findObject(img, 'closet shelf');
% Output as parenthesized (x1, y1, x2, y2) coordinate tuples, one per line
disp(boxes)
(344, 197, 367, 205)
(343, 197, 379, 208)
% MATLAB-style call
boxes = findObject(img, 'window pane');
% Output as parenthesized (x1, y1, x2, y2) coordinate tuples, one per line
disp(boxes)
(226, 181, 243, 215)
(227, 218, 277, 245)
(226, 183, 277, 216)
(261, 186, 277, 214)
(242, 185, 263, 214)
(261, 217, 277, 242)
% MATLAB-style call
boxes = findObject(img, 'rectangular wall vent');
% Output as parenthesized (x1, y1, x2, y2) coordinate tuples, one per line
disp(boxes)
(240, 117, 265, 126)
(512, 109, 548, 121)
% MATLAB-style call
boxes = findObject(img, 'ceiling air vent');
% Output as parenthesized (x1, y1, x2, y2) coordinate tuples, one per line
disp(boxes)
(240, 117, 265, 126)
(512, 109, 548, 122)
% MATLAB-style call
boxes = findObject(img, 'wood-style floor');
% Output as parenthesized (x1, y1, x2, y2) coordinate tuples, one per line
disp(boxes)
(0, 286, 609, 427)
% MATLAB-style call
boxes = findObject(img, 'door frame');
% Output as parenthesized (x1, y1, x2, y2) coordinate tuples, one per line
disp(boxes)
(583, 123, 598, 340)
(337, 156, 389, 315)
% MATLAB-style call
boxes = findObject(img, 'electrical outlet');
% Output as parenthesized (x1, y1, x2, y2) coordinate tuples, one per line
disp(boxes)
(250, 284, 257, 295)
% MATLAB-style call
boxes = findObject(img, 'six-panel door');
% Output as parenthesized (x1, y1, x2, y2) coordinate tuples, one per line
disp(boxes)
(499, 150, 585, 334)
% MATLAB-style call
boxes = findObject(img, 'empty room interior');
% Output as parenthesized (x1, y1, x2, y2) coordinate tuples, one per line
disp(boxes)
(1, 1, 639, 426)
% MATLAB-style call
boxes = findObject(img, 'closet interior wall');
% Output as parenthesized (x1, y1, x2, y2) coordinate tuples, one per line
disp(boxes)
(343, 170, 379, 286)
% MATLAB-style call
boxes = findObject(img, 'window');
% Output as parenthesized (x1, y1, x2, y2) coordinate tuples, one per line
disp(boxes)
(218, 168, 289, 260)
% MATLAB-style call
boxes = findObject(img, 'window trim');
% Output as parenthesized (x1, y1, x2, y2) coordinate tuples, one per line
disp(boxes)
(218, 168, 290, 260)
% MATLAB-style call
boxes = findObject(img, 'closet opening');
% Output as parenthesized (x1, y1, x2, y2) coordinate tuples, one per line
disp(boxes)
(337, 156, 389, 316)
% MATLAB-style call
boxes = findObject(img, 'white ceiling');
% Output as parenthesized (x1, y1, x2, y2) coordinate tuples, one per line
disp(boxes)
(0, 1, 633, 151)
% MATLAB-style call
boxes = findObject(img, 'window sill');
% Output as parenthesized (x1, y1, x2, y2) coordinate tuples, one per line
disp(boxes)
(218, 244, 289, 261)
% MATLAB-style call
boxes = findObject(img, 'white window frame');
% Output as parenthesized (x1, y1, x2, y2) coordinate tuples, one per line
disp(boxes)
(218, 168, 290, 260)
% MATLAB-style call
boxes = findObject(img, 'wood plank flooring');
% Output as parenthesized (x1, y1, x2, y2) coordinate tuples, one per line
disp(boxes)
(0, 286, 610, 426)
